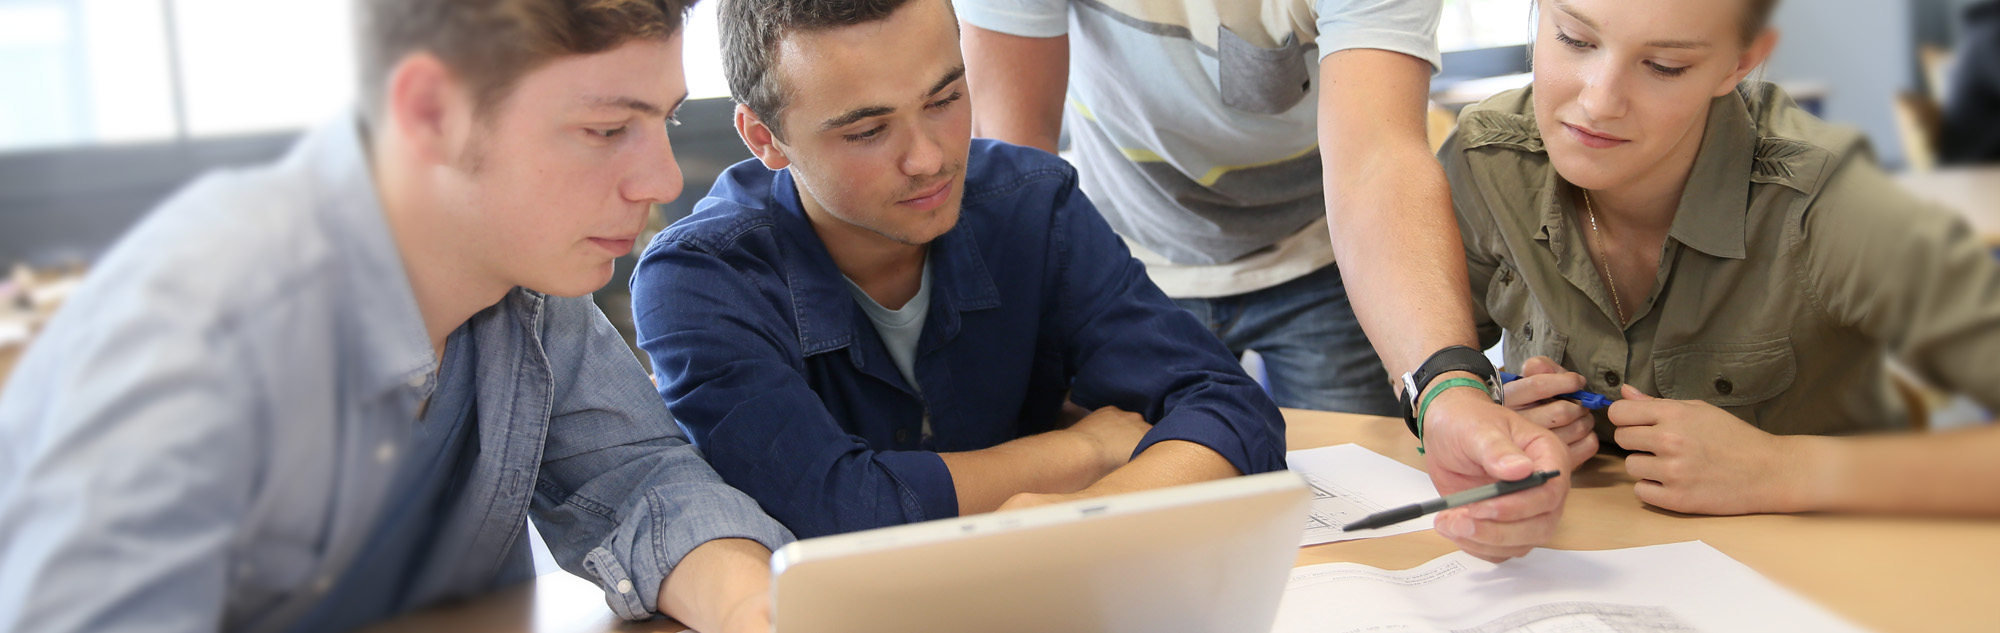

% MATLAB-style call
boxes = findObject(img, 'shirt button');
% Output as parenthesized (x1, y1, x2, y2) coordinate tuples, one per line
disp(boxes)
(616, 579, 634, 594)
(1602, 371, 1622, 388)
(375, 441, 398, 464)
(407, 373, 427, 389)
(895, 429, 911, 445)
(1714, 378, 1734, 395)
(311, 574, 334, 595)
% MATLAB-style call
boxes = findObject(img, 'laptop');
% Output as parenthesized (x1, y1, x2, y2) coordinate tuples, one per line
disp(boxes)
(770, 470, 1311, 633)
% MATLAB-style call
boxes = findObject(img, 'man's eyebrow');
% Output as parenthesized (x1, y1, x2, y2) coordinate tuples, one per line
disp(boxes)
(582, 95, 678, 117)
(817, 66, 970, 132)
(821, 105, 897, 131)
(925, 65, 967, 97)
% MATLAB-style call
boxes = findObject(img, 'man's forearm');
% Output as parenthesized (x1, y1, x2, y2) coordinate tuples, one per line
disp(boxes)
(1075, 440, 1241, 497)
(1326, 145, 1476, 381)
(961, 23, 1068, 153)
(659, 538, 774, 633)
(939, 429, 1107, 515)
(1317, 49, 1479, 383)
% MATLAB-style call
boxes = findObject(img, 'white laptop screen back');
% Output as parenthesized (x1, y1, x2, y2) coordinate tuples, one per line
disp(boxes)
(771, 470, 1311, 633)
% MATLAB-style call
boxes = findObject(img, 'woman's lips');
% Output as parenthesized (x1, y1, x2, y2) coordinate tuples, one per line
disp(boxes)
(1564, 123, 1630, 149)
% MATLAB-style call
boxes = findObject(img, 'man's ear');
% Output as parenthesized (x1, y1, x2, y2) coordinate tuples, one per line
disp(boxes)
(384, 52, 475, 167)
(1718, 28, 1781, 97)
(735, 104, 792, 171)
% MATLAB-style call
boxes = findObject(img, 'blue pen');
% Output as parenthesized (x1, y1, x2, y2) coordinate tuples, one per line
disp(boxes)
(1497, 371, 1616, 409)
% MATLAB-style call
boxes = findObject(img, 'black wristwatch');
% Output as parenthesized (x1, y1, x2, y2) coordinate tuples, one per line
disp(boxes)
(1398, 345, 1504, 437)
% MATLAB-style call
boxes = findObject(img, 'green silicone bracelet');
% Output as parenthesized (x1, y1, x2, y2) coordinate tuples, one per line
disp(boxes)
(1415, 377, 1492, 454)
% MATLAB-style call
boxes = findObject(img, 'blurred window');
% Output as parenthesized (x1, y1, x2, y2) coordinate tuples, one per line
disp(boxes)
(0, 0, 743, 155)
(1440, 0, 1535, 52)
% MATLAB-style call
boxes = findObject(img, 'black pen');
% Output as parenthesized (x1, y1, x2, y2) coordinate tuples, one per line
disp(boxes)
(1340, 470, 1562, 532)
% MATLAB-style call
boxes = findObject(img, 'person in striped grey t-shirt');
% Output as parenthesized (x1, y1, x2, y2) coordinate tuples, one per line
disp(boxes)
(959, 0, 1574, 563)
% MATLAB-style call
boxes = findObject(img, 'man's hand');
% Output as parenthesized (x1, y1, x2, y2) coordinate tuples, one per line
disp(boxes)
(1609, 385, 1824, 515)
(1502, 356, 1599, 469)
(1420, 382, 1571, 562)
(1066, 406, 1151, 475)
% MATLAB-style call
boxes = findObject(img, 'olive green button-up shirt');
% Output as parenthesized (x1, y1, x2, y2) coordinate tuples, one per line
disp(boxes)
(1441, 82, 2000, 440)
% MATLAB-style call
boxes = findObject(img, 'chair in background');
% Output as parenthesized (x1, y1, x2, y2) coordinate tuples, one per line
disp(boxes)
(1921, 44, 1957, 106)
(1893, 91, 1945, 173)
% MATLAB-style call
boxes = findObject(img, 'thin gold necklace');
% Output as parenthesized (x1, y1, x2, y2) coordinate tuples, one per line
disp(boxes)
(1582, 190, 1628, 325)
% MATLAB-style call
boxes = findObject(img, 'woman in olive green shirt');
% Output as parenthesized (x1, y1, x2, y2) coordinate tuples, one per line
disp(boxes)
(1441, 0, 2000, 517)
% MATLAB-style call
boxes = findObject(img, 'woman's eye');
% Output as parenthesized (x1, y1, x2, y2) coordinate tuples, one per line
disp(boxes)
(1554, 30, 1593, 50)
(1648, 62, 1690, 78)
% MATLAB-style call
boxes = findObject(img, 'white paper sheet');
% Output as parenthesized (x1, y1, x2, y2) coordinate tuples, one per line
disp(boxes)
(1286, 444, 1440, 546)
(1270, 541, 1869, 633)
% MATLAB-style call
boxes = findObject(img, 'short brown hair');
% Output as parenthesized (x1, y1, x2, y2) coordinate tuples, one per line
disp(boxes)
(717, 0, 938, 140)
(358, 0, 696, 124)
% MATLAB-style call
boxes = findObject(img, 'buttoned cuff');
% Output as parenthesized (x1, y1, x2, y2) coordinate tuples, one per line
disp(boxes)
(873, 450, 961, 523)
(1137, 409, 1286, 477)
(583, 487, 794, 621)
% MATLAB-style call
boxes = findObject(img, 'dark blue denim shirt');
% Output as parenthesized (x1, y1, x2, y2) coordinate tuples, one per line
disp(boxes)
(631, 140, 1286, 539)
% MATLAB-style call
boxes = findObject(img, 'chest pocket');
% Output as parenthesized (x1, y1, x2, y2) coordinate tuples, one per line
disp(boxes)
(1484, 262, 1570, 369)
(1217, 26, 1313, 115)
(1652, 337, 1796, 407)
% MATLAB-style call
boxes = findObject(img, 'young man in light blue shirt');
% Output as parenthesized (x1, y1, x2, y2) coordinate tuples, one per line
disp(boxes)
(0, 2, 788, 632)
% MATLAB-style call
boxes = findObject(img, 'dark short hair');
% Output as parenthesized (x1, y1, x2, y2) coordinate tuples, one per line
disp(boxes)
(717, 0, 934, 140)
(357, 0, 697, 125)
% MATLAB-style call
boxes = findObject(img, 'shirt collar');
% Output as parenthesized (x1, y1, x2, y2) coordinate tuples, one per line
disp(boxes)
(308, 113, 439, 399)
(1665, 90, 1755, 260)
(768, 168, 1000, 356)
(1533, 90, 1753, 261)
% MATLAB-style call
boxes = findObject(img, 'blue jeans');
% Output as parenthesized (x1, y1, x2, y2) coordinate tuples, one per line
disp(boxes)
(1173, 263, 1399, 415)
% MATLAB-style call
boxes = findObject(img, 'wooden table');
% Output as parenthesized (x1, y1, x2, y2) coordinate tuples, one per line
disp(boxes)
(1898, 166, 2000, 245)
(1287, 411, 2000, 633)
(368, 409, 2000, 633)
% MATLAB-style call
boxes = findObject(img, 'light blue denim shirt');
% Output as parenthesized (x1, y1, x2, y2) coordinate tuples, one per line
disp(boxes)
(0, 116, 793, 633)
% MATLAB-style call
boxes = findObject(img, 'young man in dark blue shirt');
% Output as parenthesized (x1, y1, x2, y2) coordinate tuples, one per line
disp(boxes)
(629, 0, 1287, 539)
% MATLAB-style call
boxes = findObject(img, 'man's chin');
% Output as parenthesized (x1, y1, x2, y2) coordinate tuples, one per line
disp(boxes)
(908, 204, 963, 245)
